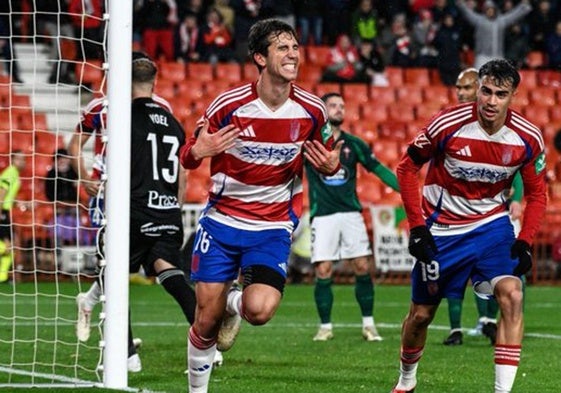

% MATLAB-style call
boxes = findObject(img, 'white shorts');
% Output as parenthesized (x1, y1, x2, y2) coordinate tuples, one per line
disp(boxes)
(310, 212, 371, 263)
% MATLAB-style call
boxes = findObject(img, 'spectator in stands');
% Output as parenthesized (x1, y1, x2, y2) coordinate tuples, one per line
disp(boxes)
(0, 151, 26, 283)
(178, 0, 208, 25)
(177, 11, 203, 62)
(528, 0, 556, 51)
(456, 0, 532, 69)
(68, 0, 105, 60)
(381, 13, 418, 67)
(230, 0, 261, 63)
(36, 0, 76, 84)
(213, 0, 235, 33)
(433, 12, 462, 86)
(136, 0, 178, 62)
(45, 149, 80, 249)
(200, 7, 235, 64)
(0, 12, 23, 83)
(545, 20, 561, 70)
(504, 22, 530, 70)
(261, 0, 296, 28)
(295, 0, 324, 46)
(430, 0, 458, 24)
(357, 39, 388, 86)
(412, 8, 438, 68)
(321, 33, 366, 83)
(350, 0, 380, 47)
(323, 0, 352, 46)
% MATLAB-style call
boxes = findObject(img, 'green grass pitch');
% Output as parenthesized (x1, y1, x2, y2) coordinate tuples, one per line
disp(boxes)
(0, 282, 560, 392)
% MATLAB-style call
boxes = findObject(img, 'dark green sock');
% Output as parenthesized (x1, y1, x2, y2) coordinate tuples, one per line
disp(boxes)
(314, 278, 333, 324)
(354, 274, 374, 317)
(474, 293, 488, 319)
(447, 298, 463, 330)
(486, 297, 499, 320)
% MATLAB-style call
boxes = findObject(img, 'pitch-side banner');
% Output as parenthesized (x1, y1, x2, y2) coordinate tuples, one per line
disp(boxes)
(370, 205, 414, 273)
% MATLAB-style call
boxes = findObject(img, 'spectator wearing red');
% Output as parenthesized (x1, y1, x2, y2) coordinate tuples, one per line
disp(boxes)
(201, 7, 235, 64)
(137, 0, 178, 62)
(321, 33, 366, 83)
(68, 0, 105, 60)
(177, 11, 203, 62)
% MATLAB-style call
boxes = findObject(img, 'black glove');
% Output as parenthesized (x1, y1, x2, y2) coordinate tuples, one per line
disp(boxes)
(408, 225, 438, 263)
(511, 240, 532, 276)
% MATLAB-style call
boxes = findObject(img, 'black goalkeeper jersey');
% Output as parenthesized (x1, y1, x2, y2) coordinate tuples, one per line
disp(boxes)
(130, 97, 185, 223)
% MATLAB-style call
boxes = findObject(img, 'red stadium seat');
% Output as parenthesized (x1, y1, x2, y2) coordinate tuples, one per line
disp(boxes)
(529, 87, 557, 107)
(378, 121, 408, 141)
(404, 68, 430, 86)
(215, 63, 243, 85)
(369, 87, 396, 105)
(298, 64, 323, 83)
(423, 85, 452, 107)
(75, 60, 104, 85)
(538, 70, 561, 87)
(388, 104, 415, 122)
(242, 63, 260, 82)
(187, 63, 214, 82)
(305, 46, 331, 67)
(385, 67, 403, 86)
(526, 51, 545, 69)
(415, 103, 441, 122)
(341, 84, 369, 105)
(314, 82, 341, 97)
(523, 105, 550, 127)
(361, 103, 388, 123)
(159, 61, 187, 83)
(395, 86, 423, 105)
(153, 79, 176, 101)
(343, 102, 361, 123)
(518, 70, 538, 89)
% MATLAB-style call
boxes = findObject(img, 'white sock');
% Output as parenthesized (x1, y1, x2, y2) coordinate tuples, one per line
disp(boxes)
(84, 281, 101, 309)
(188, 329, 216, 393)
(362, 316, 374, 328)
(320, 323, 333, 330)
(226, 288, 242, 316)
(396, 363, 418, 390)
(495, 364, 518, 393)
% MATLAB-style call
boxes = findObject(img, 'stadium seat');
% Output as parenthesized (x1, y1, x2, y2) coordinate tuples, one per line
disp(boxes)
(518, 70, 538, 89)
(357, 181, 382, 204)
(159, 61, 186, 83)
(369, 87, 396, 105)
(75, 60, 104, 85)
(305, 46, 331, 67)
(187, 63, 214, 82)
(11, 130, 34, 153)
(298, 64, 323, 83)
(404, 68, 430, 86)
(204, 79, 235, 100)
(242, 63, 259, 82)
(315, 82, 341, 97)
(523, 105, 550, 127)
(344, 102, 361, 123)
(388, 104, 415, 122)
(378, 121, 408, 141)
(513, 88, 530, 106)
(538, 70, 561, 87)
(415, 102, 441, 122)
(361, 103, 388, 123)
(529, 87, 557, 107)
(384, 67, 403, 87)
(341, 84, 369, 105)
(550, 106, 561, 124)
(373, 139, 400, 164)
(153, 79, 176, 101)
(215, 63, 243, 85)
(423, 85, 452, 107)
(395, 86, 423, 105)
(176, 80, 205, 102)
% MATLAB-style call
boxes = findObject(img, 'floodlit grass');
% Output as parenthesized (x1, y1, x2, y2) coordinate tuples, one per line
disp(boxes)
(0, 283, 560, 392)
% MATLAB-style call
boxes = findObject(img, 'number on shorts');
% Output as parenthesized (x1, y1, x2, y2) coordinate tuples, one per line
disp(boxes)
(420, 260, 440, 282)
(194, 227, 211, 254)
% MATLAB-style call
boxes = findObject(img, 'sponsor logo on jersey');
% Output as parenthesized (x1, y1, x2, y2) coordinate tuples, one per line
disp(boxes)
(140, 222, 180, 236)
(456, 145, 472, 157)
(321, 166, 349, 186)
(239, 145, 299, 162)
(240, 125, 256, 137)
(448, 165, 508, 183)
(413, 133, 431, 149)
(535, 152, 545, 174)
(148, 190, 180, 210)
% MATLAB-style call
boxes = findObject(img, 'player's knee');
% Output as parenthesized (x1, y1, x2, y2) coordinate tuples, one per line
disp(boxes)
(243, 308, 274, 326)
(409, 308, 434, 328)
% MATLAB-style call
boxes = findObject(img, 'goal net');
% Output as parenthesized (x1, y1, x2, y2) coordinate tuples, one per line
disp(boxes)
(0, 0, 112, 388)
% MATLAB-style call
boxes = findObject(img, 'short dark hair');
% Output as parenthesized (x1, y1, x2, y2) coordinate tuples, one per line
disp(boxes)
(248, 18, 297, 71)
(479, 59, 520, 90)
(132, 51, 157, 83)
(321, 92, 342, 103)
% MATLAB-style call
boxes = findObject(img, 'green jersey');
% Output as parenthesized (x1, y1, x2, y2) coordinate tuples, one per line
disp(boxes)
(305, 131, 398, 219)
(0, 165, 21, 211)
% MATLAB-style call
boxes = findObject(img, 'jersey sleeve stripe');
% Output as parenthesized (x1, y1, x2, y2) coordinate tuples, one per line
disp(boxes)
(292, 87, 327, 119)
(427, 106, 472, 138)
(510, 113, 544, 151)
(206, 84, 252, 118)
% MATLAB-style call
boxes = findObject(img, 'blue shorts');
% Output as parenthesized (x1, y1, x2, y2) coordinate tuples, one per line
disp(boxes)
(190, 216, 291, 283)
(411, 216, 517, 305)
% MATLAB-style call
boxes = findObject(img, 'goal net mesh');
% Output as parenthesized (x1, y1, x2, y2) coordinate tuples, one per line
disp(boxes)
(0, 0, 108, 387)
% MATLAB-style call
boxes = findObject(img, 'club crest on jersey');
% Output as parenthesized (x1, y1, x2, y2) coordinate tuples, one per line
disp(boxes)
(502, 149, 513, 165)
(535, 152, 545, 174)
(290, 120, 300, 142)
(320, 123, 333, 143)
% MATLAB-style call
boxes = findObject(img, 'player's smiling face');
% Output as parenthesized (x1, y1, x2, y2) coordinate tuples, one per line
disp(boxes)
(264, 32, 299, 82)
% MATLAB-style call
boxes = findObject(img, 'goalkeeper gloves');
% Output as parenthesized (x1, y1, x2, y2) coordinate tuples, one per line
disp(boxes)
(510, 239, 532, 276)
(408, 225, 438, 263)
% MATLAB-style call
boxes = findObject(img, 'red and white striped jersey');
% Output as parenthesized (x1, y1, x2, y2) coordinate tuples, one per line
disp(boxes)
(398, 102, 547, 243)
(77, 94, 173, 179)
(180, 82, 330, 232)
